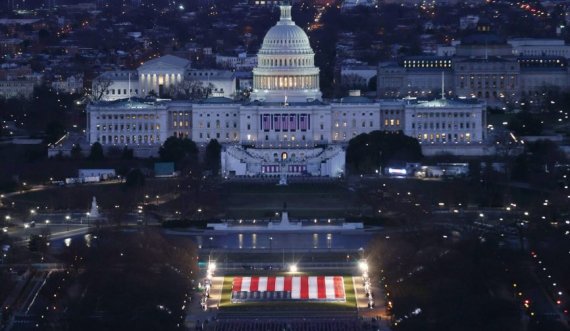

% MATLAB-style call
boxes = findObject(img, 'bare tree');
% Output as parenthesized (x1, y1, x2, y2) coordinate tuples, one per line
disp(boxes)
(166, 79, 215, 100)
(340, 73, 367, 90)
(91, 75, 113, 101)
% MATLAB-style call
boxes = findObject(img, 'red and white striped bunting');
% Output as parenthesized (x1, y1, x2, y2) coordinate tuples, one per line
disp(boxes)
(231, 276, 345, 300)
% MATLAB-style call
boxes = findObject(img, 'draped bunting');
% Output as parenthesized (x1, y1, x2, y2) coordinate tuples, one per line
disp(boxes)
(230, 276, 345, 302)
(260, 114, 310, 132)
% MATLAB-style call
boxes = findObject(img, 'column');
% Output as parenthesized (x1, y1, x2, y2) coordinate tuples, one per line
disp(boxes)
(144, 74, 148, 94)
(140, 74, 145, 94)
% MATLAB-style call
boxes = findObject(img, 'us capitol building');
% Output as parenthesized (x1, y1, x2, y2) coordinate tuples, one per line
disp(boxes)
(83, 5, 488, 177)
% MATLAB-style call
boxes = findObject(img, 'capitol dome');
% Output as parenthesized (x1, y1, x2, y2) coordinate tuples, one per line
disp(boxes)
(250, 5, 322, 103)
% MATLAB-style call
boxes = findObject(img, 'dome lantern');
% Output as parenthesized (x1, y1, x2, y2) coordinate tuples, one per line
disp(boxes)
(279, 5, 293, 23)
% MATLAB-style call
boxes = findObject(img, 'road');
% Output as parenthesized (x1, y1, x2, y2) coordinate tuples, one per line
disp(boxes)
(5, 223, 91, 246)
(353, 276, 390, 330)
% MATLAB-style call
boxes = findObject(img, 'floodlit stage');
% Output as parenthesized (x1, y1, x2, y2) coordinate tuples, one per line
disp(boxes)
(230, 276, 346, 303)
(217, 275, 358, 311)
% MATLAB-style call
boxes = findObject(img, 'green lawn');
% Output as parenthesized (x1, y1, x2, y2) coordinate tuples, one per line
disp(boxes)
(4, 178, 180, 212)
(220, 182, 368, 218)
(219, 275, 357, 311)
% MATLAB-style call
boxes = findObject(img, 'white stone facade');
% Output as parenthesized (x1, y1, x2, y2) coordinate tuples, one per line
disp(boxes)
(508, 39, 570, 58)
(215, 53, 258, 70)
(403, 98, 486, 146)
(380, 38, 570, 105)
(95, 71, 139, 101)
(138, 55, 189, 97)
(85, 5, 489, 172)
(0, 79, 35, 98)
(51, 74, 83, 94)
(94, 57, 237, 100)
(87, 100, 170, 157)
(187, 69, 236, 98)
(86, 95, 486, 159)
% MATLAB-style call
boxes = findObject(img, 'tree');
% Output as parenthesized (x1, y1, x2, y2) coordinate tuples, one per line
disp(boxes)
(511, 139, 567, 184)
(121, 147, 134, 160)
(44, 121, 66, 145)
(526, 139, 567, 173)
(63, 229, 198, 330)
(125, 169, 145, 188)
(166, 80, 215, 99)
(346, 131, 422, 174)
(205, 139, 222, 175)
(158, 137, 198, 164)
(89, 142, 105, 161)
(38, 29, 51, 44)
(367, 75, 377, 91)
(70, 144, 83, 160)
(508, 111, 543, 136)
(468, 160, 481, 181)
(91, 75, 113, 101)
(28, 234, 48, 252)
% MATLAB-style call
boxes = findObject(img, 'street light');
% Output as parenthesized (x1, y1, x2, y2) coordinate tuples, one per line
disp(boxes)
(358, 260, 369, 273)
(289, 264, 298, 273)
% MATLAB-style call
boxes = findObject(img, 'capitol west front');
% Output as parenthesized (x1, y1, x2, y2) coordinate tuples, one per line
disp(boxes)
(85, 5, 488, 177)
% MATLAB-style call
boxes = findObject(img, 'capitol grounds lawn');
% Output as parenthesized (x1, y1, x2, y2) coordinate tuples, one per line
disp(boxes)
(218, 273, 357, 311)
(2, 177, 180, 212)
(220, 181, 368, 219)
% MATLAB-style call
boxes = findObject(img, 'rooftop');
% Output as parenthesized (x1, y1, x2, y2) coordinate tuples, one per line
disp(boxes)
(90, 98, 168, 109)
(409, 98, 483, 108)
(139, 55, 191, 71)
